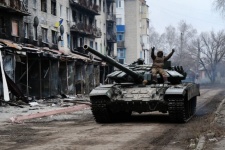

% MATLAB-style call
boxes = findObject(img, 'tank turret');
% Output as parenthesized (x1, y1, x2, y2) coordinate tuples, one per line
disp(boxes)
(83, 45, 187, 85)
(83, 45, 144, 84)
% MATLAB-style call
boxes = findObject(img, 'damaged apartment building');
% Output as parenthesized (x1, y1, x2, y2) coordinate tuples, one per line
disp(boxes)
(0, 0, 116, 101)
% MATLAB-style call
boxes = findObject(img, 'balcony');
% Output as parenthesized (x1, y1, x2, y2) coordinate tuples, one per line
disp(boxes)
(0, 0, 29, 16)
(70, 22, 102, 38)
(93, 27, 102, 38)
(107, 32, 117, 43)
(117, 41, 125, 48)
(70, 0, 100, 15)
(107, 14, 116, 22)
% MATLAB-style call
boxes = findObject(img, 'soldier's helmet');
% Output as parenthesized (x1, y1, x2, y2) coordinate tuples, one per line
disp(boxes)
(137, 58, 145, 65)
(157, 51, 163, 57)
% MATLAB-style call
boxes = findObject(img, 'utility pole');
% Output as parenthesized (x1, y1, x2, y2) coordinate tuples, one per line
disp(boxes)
(180, 32, 183, 53)
(196, 38, 200, 83)
(179, 32, 183, 65)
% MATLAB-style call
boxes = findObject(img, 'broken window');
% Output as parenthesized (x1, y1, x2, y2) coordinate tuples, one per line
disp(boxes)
(24, 22, 28, 38)
(118, 49, 125, 57)
(90, 41, 93, 48)
(52, 30, 57, 44)
(100, 43, 102, 53)
(67, 34, 70, 48)
(60, 4, 62, 17)
(61, 34, 64, 47)
(33, 26, 37, 40)
(116, 0, 121, 8)
(41, 27, 48, 43)
(79, 38, 83, 47)
(94, 19, 97, 27)
(72, 10, 77, 22)
(117, 33, 124, 41)
(71, 35, 77, 49)
(33, 0, 37, 8)
(95, 42, 97, 50)
(79, 13, 82, 22)
(103, 0, 105, 12)
(41, 0, 47, 12)
(51, 0, 56, 16)
(66, 7, 69, 21)
(12, 20, 19, 36)
(89, 17, 93, 25)
(99, 0, 101, 11)
(0, 17, 5, 34)
(84, 15, 87, 25)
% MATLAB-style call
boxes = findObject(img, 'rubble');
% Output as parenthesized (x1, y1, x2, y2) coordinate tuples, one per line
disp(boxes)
(0, 94, 91, 124)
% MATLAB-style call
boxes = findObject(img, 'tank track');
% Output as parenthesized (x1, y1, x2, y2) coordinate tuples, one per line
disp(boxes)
(91, 97, 112, 123)
(168, 96, 196, 122)
(91, 97, 132, 123)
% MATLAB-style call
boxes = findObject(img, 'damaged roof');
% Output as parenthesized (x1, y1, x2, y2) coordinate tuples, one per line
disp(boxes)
(0, 39, 22, 50)
(0, 39, 96, 62)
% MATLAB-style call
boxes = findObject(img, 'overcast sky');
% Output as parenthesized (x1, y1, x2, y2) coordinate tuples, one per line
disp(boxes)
(146, 0, 225, 34)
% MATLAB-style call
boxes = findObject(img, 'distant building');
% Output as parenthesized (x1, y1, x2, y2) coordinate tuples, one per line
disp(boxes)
(116, 0, 150, 64)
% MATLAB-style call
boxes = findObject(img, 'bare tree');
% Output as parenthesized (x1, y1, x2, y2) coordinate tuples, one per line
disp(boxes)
(173, 21, 197, 71)
(164, 25, 178, 50)
(149, 26, 166, 51)
(178, 20, 197, 51)
(191, 30, 225, 83)
(213, 0, 225, 17)
(149, 26, 160, 48)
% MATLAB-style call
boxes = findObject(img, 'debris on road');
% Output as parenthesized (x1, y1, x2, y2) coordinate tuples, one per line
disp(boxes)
(9, 104, 90, 124)
(29, 102, 39, 107)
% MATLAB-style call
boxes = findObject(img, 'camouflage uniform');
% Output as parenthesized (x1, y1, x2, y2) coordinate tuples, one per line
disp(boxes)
(151, 47, 175, 84)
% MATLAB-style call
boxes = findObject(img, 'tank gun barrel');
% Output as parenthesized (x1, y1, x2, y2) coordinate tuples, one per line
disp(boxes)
(83, 45, 144, 83)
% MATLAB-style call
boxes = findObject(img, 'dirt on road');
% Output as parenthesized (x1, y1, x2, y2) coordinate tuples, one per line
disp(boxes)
(0, 87, 225, 150)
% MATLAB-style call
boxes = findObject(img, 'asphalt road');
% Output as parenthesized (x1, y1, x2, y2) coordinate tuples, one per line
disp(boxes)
(0, 87, 224, 150)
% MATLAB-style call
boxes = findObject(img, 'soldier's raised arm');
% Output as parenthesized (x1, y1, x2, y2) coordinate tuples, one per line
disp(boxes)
(151, 47, 156, 60)
(164, 49, 175, 61)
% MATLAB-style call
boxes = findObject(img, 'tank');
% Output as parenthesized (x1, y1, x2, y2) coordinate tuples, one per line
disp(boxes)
(83, 45, 200, 123)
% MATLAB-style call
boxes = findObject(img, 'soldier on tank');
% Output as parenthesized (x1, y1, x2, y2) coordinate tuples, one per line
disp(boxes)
(150, 47, 175, 84)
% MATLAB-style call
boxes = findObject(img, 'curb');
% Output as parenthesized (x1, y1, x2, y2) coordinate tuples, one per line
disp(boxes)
(9, 104, 90, 123)
(195, 136, 206, 150)
(213, 98, 225, 124)
(195, 98, 225, 150)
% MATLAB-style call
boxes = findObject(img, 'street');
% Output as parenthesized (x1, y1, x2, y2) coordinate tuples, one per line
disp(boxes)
(0, 86, 224, 150)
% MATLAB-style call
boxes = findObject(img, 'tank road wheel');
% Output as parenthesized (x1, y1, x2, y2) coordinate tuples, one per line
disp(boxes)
(91, 97, 132, 123)
(113, 111, 132, 121)
(91, 97, 113, 123)
(168, 96, 197, 123)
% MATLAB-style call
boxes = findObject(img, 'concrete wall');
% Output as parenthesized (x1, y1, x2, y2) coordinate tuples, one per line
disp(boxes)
(124, 0, 140, 64)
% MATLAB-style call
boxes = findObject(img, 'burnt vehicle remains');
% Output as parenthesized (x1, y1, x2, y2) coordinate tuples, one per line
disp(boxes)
(84, 45, 200, 123)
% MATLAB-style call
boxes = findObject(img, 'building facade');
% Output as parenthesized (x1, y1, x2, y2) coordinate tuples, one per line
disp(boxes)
(0, 0, 29, 42)
(0, 0, 116, 100)
(116, 0, 150, 64)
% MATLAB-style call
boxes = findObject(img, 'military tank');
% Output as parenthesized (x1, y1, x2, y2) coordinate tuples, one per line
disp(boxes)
(83, 45, 200, 123)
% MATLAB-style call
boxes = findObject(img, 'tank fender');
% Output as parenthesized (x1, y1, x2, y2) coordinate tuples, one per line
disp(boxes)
(186, 84, 200, 100)
(165, 84, 200, 100)
(89, 84, 115, 98)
